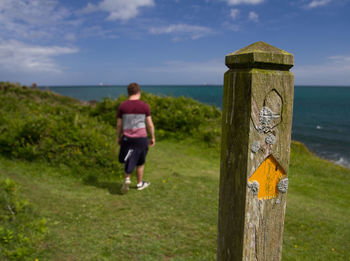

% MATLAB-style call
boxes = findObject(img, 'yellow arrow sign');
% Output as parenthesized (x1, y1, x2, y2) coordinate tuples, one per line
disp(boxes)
(249, 155, 286, 200)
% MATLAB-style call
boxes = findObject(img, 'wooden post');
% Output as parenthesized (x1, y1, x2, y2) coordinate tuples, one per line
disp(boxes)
(217, 41, 294, 261)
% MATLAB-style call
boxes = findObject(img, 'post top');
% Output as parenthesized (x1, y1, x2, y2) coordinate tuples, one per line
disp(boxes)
(225, 41, 294, 70)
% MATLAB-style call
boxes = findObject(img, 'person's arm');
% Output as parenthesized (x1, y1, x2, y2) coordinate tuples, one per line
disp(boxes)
(146, 116, 155, 147)
(117, 118, 123, 145)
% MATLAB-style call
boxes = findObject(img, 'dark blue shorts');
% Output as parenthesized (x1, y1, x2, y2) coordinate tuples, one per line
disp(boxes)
(118, 136, 149, 174)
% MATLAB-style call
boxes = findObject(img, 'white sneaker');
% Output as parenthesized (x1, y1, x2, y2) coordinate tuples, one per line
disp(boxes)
(137, 181, 150, 191)
(121, 179, 131, 194)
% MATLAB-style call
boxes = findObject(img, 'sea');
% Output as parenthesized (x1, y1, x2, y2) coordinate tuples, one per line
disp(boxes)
(40, 85, 350, 169)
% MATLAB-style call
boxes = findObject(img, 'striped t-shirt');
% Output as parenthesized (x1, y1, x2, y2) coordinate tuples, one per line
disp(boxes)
(117, 100, 151, 138)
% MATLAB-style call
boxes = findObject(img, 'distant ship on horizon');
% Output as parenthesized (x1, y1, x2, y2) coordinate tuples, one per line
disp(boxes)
(98, 82, 110, 86)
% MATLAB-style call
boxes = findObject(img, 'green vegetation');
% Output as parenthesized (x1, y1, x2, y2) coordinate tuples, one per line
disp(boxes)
(0, 82, 349, 260)
(0, 82, 123, 181)
(284, 142, 350, 260)
(0, 177, 47, 260)
(90, 93, 221, 145)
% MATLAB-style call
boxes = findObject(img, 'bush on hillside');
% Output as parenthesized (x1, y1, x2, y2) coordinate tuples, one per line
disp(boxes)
(89, 93, 222, 145)
(0, 81, 82, 108)
(0, 177, 47, 260)
(0, 82, 123, 179)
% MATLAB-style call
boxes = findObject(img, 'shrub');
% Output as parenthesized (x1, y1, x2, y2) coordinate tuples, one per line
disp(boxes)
(89, 93, 222, 145)
(0, 82, 123, 180)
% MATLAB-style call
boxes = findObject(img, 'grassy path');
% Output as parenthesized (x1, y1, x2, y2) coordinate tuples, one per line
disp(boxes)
(0, 140, 219, 260)
(0, 140, 349, 260)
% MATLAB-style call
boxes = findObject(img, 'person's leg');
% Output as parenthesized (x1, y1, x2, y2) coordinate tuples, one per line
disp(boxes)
(121, 173, 131, 194)
(136, 138, 149, 185)
(136, 164, 150, 190)
(124, 155, 134, 184)
(124, 173, 131, 185)
(119, 137, 132, 193)
(121, 151, 136, 194)
(134, 138, 150, 190)
(124, 149, 136, 181)
(136, 155, 150, 190)
(136, 165, 144, 184)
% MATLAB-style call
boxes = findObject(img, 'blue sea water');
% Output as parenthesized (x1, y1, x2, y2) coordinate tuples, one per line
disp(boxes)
(41, 85, 350, 169)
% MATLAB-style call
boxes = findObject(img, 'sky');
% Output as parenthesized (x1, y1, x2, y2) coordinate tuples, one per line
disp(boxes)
(0, 0, 349, 86)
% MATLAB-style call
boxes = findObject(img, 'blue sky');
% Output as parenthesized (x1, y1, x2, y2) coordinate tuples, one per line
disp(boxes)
(0, 0, 349, 85)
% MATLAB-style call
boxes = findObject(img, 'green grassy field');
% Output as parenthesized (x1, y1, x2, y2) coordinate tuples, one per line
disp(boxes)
(1, 139, 349, 260)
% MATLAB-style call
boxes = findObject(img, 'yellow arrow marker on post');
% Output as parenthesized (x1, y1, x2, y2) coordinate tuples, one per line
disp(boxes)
(249, 155, 286, 200)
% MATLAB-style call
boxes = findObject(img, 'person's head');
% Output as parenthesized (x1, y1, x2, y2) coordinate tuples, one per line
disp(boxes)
(127, 82, 141, 97)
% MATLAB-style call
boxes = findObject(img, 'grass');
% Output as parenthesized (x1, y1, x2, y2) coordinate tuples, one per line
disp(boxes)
(0, 139, 349, 260)
(0, 139, 219, 260)
(284, 142, 350, 260)
(1, 83, 349, 260)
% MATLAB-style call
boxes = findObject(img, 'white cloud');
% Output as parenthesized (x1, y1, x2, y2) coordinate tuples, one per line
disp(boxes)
(224, 0, 264, 5)
(230, 9, 240, 19)
(0, 39, 79, 73)
(248, 11, 259, 22)
(82, 0, 155, 21)
(329, 56, 350, 63)
(80, 26, 118, 39)
(222, 21, 240, 31)
(293, 55, 350, 85)
(64, 33, 77, 41)
(227, 24, 241, 31)
(149, 24, 212, 40)
(307, 0, 332, 8)
(0, 0, 72, 39)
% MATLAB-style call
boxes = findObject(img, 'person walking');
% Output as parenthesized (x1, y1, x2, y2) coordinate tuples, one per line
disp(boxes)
(117, 83, 155, 194)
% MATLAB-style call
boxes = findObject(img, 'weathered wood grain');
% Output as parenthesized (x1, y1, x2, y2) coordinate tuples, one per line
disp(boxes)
(217, 42, 294, 261)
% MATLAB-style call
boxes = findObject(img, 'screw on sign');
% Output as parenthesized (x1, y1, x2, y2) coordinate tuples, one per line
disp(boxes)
(217, 42, 294, 261)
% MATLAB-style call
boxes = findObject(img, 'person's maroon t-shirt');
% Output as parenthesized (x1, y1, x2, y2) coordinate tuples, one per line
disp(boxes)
(117, 100, 150, 138)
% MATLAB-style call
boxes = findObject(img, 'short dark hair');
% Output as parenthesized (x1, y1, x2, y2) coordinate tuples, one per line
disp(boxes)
(127, 82, 141, 96)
